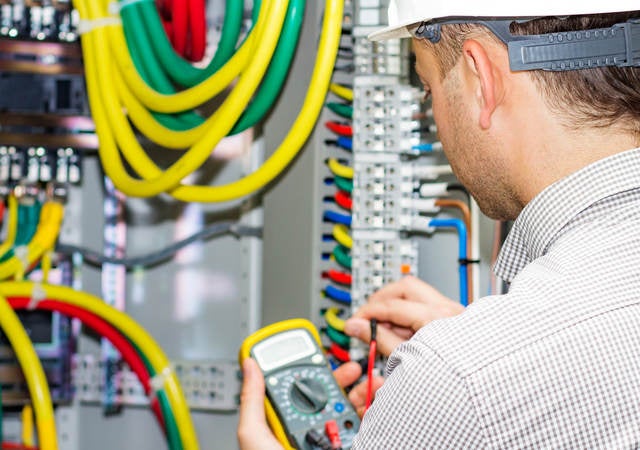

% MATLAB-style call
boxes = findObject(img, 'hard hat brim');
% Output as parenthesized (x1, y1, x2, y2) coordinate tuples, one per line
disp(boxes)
(368, 19, 421, 41)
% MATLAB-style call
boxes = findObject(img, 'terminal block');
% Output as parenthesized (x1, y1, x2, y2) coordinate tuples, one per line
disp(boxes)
(351, 230, 418, 308)
(74, 356, 242, 412)
(353, 77, 421, 153)
(0, 145, 81, 188)
(0, 0, 78, 42)
(352, 156, 416, 230)
(353, 27, 409, 76)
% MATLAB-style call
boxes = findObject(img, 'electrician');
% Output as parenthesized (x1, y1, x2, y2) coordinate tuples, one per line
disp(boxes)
(238, 0, 640, 447)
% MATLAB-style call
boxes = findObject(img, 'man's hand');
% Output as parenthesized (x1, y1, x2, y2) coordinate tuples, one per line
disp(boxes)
(238, 359, 382, 449)
(344, 276, 464, 356)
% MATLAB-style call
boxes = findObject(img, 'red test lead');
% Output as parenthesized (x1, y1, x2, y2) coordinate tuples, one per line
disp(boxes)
(324, 420, 342, 449)
(365, 319, 377, 413)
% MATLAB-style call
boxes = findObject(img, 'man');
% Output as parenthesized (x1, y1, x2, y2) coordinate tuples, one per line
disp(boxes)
(239, 0, 640, 447)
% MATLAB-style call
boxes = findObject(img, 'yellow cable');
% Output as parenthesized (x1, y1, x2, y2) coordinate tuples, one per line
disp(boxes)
(113, 70, 202, 149)
(41, 250, 53, 283)
(0, 294, 57, 450)
(0, 202, 64, 280)
(102, 0, 344, 202)
(80, 0, 287, 197)
(327, 158, 354, 179)
(329, 83, 353, 102)
(0, 282, 198, 450)
(332, 224, 352, 249)
(324, 307, 346, 332)
(0, 195, 18, 259)
(22, 404, 35, 446)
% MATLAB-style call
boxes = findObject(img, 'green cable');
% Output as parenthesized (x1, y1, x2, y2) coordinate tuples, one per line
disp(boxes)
(326, 103, 353, 119)
(1, 202, 41, 263)
(334, 176, 353, 194)
(325, 325, 350, 348)
(332, 245, 352, 270)
(230, 0, 305, 134)
(138, 347, 183, 450)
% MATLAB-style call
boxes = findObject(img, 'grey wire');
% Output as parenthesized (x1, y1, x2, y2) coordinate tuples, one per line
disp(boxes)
(56, 222, 262, 269)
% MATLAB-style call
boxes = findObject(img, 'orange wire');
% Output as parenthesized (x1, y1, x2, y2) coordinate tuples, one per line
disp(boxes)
(435, 198, 473, 305)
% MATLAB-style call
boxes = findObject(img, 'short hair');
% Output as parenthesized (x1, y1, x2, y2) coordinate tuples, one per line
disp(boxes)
(430, 12, 640, 135)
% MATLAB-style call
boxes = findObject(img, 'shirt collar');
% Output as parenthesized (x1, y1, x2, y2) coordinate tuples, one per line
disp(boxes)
(495, 147, 640, 282)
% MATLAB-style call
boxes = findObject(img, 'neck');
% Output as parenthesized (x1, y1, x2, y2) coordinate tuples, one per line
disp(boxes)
(510, 116, 639, 207)
(506, 86, 640, 206)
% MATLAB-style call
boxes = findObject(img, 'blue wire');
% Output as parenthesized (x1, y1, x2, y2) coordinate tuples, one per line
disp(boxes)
(429, 218, 469, 307)
(337, 136, 353, 151)
(413, 143, 435, 152)
(323, 210, 352, 226)
(327, 356, 340, 370)
(325, 285, 352, 304)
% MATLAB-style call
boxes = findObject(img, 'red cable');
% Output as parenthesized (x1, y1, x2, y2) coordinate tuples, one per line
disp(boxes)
(187, 0, 207, 62)
(325, 122, 353, 137)
(2, 444, 38, 450)
(364, 319, 377, 413)
(327, 343, 350, 362)
(326, 269, 352, 286)
(0, 199, 5, 225)
(171, 0, 189, 57)
(2, 445, 38, 450)
(7, 298, 166, 432)
(334, 190, 352, 211)
(156, 0, 169, 18)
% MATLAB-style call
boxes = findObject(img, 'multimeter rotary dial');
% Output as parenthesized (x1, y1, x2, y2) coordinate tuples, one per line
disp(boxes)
(289, 378, 328, 414)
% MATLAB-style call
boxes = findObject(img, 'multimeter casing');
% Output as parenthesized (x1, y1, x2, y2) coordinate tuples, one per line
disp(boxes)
(239, 318, 360, 449)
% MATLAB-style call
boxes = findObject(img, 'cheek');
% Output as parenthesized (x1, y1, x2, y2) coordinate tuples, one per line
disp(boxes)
(431, 95, 456, 155)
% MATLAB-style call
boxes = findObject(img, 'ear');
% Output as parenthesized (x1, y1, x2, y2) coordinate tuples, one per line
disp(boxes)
(461, 39, 503, 130)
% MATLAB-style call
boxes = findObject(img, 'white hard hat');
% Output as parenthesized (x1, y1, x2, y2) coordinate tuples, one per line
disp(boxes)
(370, 0, 640, 41)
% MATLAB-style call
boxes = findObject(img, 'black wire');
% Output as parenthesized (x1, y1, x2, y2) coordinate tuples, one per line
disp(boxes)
(333, 63, 355, 73)
(56, 222, 262, 269)
(446, 184, 471, 204)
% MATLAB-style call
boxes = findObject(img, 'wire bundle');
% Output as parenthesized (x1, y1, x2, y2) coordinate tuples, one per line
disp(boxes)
(0, 282, 198, 450)
(0, 196, 64, 281)
(0, 198, 198, 449)
(322, 81, 356, 361)
(74, 0, 344, 202)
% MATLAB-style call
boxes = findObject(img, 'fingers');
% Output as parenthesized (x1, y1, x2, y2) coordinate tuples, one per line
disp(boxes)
(347, 376, 385, 418)
(333, 361, 362, 388)
(237, 359, 283, 450)
(344, 317, 407, 356)
(351, 299, 431, 331)
(367, 275, 445, 305)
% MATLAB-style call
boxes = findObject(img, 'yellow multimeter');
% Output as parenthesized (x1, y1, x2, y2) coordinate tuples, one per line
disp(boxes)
(239, 319, 360, 450)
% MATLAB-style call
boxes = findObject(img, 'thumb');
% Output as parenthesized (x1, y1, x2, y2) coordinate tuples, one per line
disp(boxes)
(237, 359, 284, 450)
(238, 359, 270, 443)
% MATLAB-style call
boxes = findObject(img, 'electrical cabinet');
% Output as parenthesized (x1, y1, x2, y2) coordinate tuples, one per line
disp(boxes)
(0, 1, 497, 449)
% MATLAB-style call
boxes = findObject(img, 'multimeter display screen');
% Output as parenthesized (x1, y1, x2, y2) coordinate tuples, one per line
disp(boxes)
(253, 330, 316, 372)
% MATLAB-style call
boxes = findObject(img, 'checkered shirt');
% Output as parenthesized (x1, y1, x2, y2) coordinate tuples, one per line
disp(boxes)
(352, 147, 640, 449)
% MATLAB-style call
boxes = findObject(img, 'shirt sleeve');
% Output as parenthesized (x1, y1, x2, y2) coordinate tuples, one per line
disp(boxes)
(352, 335, 486, 448)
